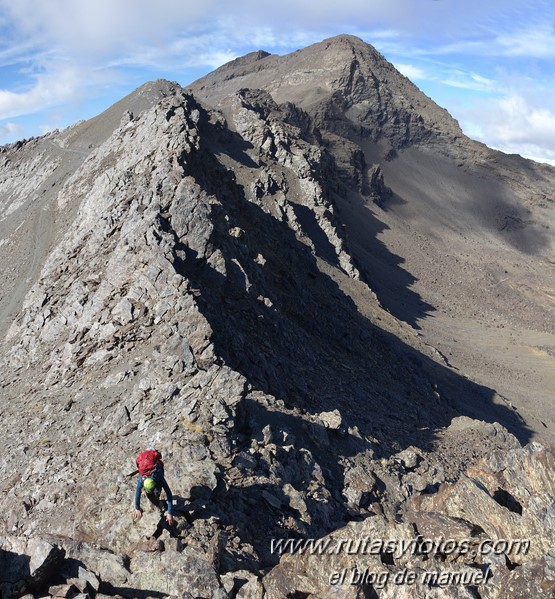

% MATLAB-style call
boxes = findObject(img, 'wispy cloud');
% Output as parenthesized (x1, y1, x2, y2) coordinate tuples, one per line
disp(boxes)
(441, 71, 497, 93)
(0, 66, 83, 120)
(0, 39, 41, 68)
(416, 20, 555, 61)
(496, 26, 555, 58)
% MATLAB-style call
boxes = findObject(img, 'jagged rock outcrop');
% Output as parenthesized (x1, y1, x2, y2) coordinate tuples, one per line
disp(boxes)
(0, 35, 554, 598)
(260, 443, 555, 598)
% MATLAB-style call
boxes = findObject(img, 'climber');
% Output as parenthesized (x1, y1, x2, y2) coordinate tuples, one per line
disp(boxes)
(134, 449, 175, 525)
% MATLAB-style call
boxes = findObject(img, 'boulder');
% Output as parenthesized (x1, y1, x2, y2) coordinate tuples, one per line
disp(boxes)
(0, 537, 65, 598)
(48, 584, 76, 598)
(60, 541, 130, 587)
(128, 547, 226, 597)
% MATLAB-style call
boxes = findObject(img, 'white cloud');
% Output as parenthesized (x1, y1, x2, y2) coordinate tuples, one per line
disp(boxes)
(1, 0, 548, 65)
(0, 66, 83, 120)
(460, 93, 555, 164)
(493, 95, 555, 147)
(395, 64, 426, 80)
(0, 0, 214, 59)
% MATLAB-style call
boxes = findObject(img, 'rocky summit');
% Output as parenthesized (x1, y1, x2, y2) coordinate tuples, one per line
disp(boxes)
(0, 35, 554, 598)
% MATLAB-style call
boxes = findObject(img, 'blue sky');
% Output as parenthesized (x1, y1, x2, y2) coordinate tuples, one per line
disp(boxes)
(0, 0, 554, 165)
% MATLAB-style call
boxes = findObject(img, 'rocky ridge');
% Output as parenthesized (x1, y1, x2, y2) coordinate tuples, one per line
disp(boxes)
(0, 35, 554, 598)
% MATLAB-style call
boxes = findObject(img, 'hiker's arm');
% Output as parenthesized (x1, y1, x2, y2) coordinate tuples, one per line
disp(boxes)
(161, 478, 174, 515)
(134, 477, 143, 511)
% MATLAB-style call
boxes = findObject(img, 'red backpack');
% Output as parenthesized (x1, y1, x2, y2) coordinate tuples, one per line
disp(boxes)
(136, 450, 163, 477)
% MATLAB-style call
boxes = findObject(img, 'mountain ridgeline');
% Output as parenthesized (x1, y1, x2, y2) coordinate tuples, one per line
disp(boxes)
(0, 35, 554, 598)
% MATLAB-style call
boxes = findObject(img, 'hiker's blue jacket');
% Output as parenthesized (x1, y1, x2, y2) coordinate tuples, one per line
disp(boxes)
(135, 464, 174, 514)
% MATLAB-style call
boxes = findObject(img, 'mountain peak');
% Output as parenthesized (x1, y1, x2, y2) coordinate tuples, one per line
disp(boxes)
(189, 35, 463, 148)
(225, 49, 272, 67)
(316, 33, 381, 54)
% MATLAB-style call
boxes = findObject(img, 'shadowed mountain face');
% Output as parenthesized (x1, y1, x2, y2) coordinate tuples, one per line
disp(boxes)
(191, 33, 555, 440)
(0, 35, 554, 597)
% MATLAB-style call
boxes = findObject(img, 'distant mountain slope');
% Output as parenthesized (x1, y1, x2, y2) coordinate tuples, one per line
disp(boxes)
(190, 34, 555, 441)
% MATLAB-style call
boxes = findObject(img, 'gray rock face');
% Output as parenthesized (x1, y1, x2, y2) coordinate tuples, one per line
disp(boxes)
(0, 35, 553, 598)
(261, 443, 555, 598)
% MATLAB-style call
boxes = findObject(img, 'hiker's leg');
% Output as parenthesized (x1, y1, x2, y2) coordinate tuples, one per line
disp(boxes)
(146, 489, 161, 509)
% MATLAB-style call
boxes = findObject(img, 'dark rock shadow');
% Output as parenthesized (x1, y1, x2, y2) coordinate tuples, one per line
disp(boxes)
(100, 583, 168, 599)
(305, 127, 436, 329)
(0, 548, 31, 594)
(377, 145, 552, 257)
(289, 202, 341, 267)
(338, 188, 434, 329)
(478, 150, 555, 255)
(1, 545, 65, 597)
